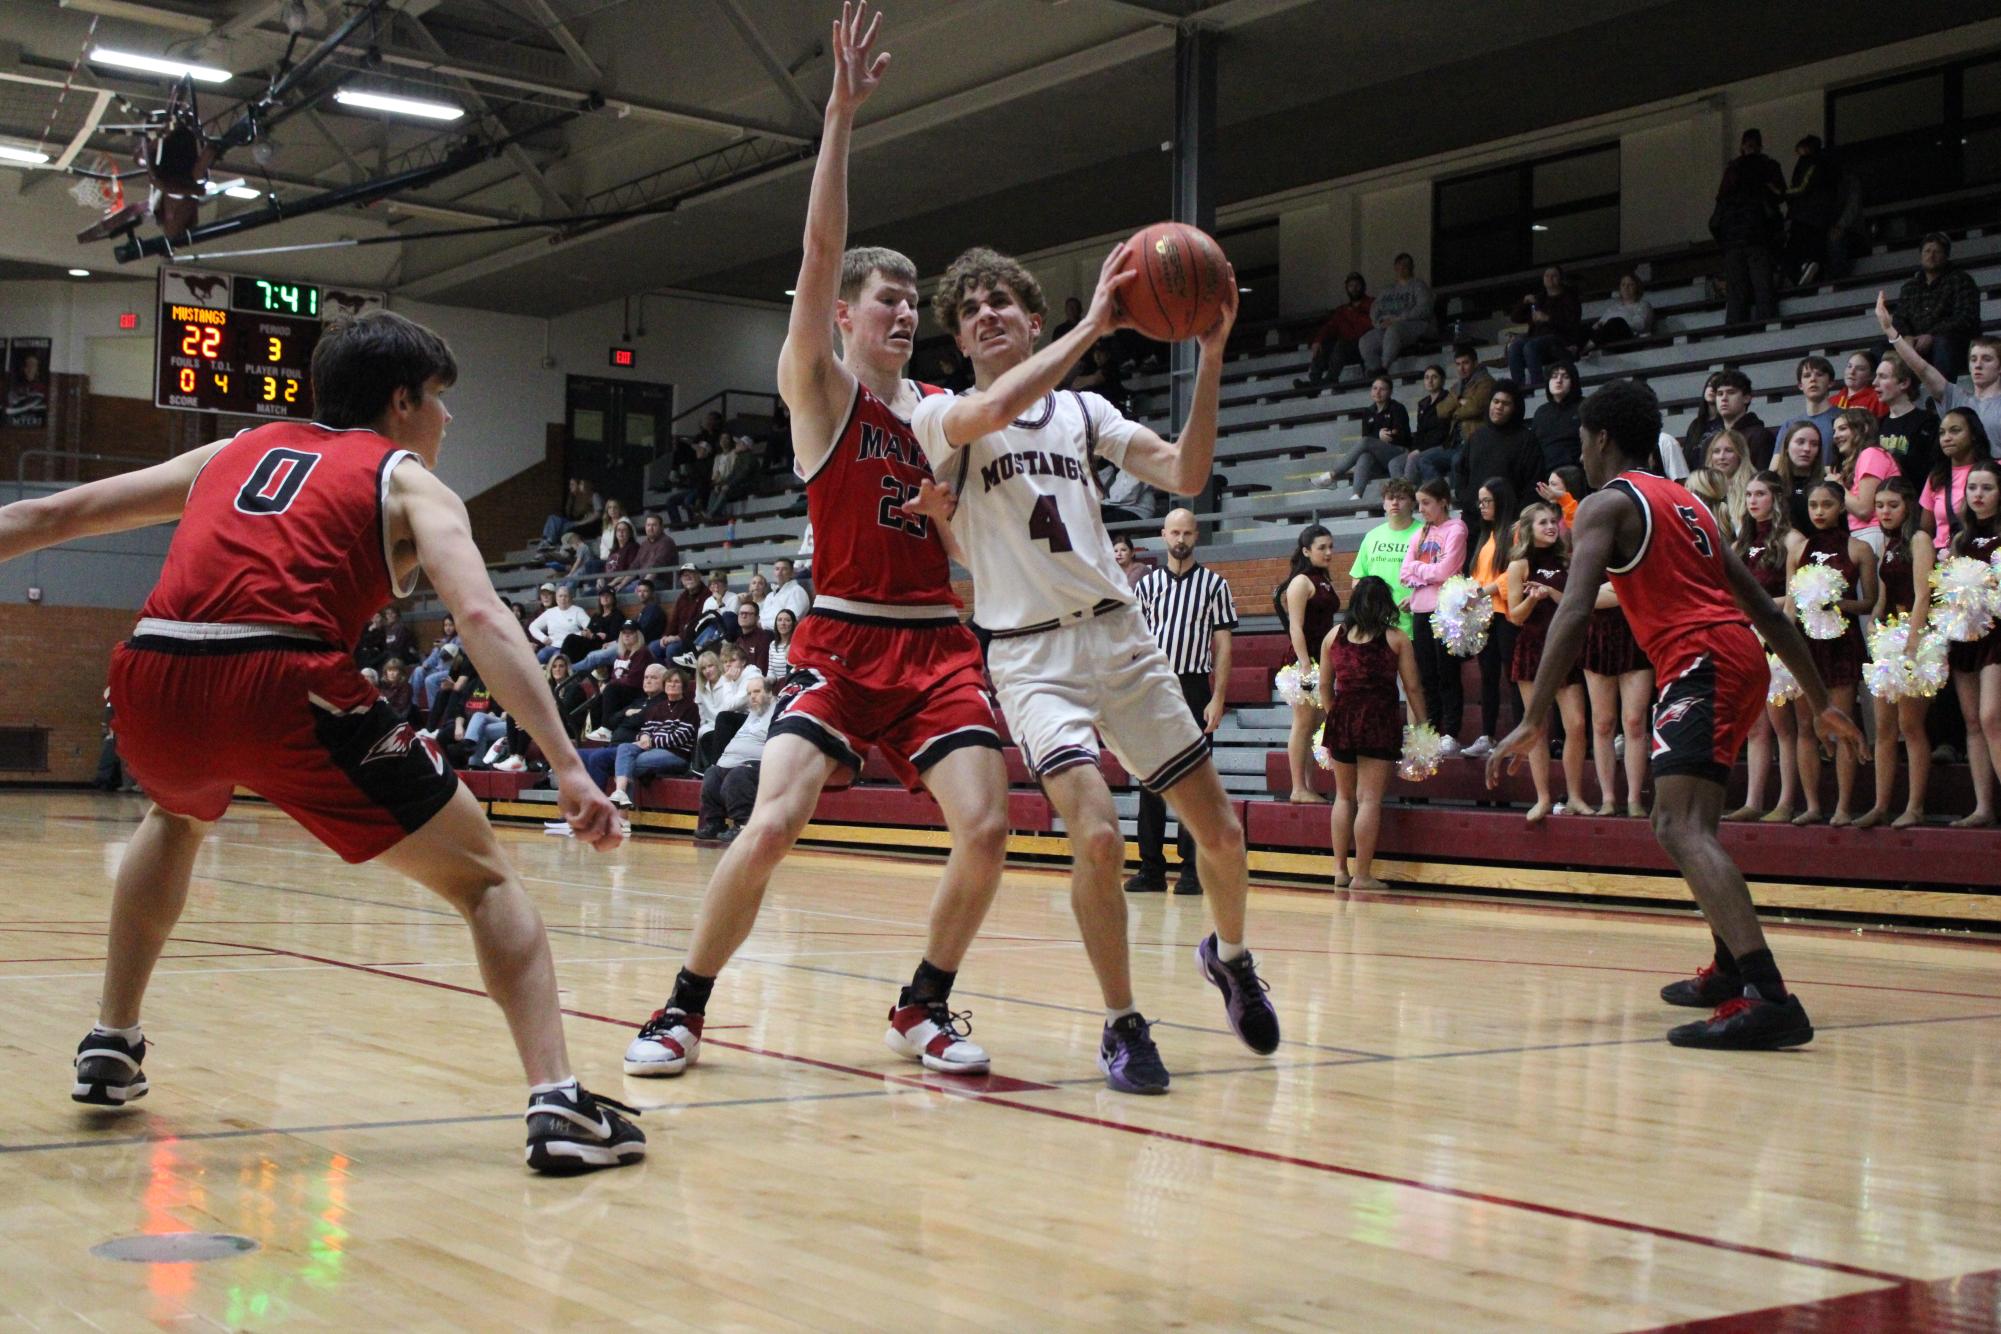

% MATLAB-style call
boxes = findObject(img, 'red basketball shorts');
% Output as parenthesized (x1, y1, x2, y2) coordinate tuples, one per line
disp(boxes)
(771, 611, 1001, 791)
(1648, 624, 1768, 784)
(109, 634, 459, 863)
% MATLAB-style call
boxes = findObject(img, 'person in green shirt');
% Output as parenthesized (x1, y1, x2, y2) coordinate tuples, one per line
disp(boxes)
(1347, 477, 1420, 635)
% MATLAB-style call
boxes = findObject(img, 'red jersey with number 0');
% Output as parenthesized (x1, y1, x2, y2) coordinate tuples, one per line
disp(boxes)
(798, 378, 956, 607)
(141, 422, 419, 651)
(1603, 470, 1748, 676)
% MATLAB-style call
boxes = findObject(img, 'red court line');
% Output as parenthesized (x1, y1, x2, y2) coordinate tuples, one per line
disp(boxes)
(1636, 1266, 2000, 1332)
(172, 931, 1917, 1287)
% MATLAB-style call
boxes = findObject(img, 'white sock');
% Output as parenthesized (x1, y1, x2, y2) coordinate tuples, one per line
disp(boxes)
(1106, 1004, 1140, 1024)
(528, 1076, 579, 1097)
(92, 1022, 142, 1042)
(1216, 937, 1248, 963)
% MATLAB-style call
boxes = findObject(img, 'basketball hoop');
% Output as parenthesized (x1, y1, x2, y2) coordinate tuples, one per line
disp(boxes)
(68, 151, 125, 215)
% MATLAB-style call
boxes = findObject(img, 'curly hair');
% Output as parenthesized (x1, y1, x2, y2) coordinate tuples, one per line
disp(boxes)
(931, 246, 1047, 335)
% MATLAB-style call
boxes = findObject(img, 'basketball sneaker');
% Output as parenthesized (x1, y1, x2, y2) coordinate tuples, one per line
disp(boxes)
(72, 1029, 148, 1106)
(883, 1001, 989, 1074)
(1196, 933, 1281, 1055)
(1098, 1013, 1170, 1094)
(1666, 985, 1814, 1050)
(623, 1007, 702, 1076)
(523, 1084, 646, 1174)
(1660, 961, 1741, 1008)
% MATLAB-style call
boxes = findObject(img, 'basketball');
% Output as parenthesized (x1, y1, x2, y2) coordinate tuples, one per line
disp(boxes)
(1116, 221, 1230, 343)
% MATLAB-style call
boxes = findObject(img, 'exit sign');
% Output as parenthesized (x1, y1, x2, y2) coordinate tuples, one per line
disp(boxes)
(118, 312, 139, 330)
(609, 346, 636, 368)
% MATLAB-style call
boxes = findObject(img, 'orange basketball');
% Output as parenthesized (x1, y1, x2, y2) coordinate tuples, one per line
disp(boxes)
(1116, 221, 1229, 343)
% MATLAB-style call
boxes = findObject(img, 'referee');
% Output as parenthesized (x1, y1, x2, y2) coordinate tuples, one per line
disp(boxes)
(1125, 508, 1236, 895)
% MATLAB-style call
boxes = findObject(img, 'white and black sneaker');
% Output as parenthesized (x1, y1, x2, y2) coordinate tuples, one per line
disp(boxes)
(523, 1083, 647, 1175)
(73, 1029, 148, 1106)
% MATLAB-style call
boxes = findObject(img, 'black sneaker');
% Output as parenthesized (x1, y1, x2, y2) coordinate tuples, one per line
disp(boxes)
(1660, 961, 1741, 1008)
(1122, 872, 1166, 894)
(1196, 933, 1281, 1054)
(524, 1084, 647, 1175)
(1172, 876, 1202, 896)
(693, 822, 726, 841)
(1098, 1013, 1170, 1094)
(73, 1029, 148, 1106)
(1666, 985, 1814, 1050)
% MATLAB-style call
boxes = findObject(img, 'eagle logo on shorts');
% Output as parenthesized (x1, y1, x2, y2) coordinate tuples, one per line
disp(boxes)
(1654, 698, 1696, 729)
(364, 723, 446, 776)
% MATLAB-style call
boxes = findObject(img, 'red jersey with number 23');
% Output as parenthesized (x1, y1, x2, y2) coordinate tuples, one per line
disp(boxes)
(798, 378, 954, 607)
(141, 422, 418, 651)
(1603, 470, 1749, 678)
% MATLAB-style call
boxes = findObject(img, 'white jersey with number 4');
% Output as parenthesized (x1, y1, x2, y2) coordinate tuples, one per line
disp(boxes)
(911, 389, 1145, 634)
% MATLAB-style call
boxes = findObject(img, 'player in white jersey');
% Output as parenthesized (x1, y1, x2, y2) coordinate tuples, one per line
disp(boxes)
(909, 244, 1280, 1094)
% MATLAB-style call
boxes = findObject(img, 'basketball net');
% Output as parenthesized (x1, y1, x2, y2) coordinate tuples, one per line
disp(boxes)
(68, 150, 125, 215)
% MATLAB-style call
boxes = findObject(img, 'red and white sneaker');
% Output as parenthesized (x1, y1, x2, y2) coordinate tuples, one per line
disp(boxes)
(883, 1001, 989, 1074)
(623, 1008, 703, 1077)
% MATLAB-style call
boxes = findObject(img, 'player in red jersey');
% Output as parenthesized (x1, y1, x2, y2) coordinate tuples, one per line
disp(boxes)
(623, 3, 1010, 1081)
(1487, 380, 1865, 1050)
(0, 311, 644, 1173)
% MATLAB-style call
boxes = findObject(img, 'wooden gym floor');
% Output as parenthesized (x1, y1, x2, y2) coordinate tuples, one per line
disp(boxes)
(2, 791, 1998, 1332)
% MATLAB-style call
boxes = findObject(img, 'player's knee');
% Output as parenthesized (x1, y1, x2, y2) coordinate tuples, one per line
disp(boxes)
(1072, 817, 1124, 872)
(958, 802, 1008, 860)
(1650, 801, 1696, 849)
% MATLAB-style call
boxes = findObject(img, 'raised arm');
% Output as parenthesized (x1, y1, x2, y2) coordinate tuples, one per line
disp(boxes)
(777, 3, 889, 473)
(391, 464, 621, 849)
(1112, 274, 1242, 495)
(1876, 290, 1950, 400)
(0, 439, 226, 565)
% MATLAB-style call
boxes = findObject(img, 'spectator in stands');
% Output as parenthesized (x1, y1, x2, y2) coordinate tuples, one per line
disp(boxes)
(596, 498, 627, 562)
(413, 614, 459, 711)
(1536, 464, 1588, 529)
(706, 437, 759, 519)
(1312, 374, 1411, 496)
(1294, 272, 1373, 392)
(1711, 128, 1785, 324)
(1775, 356, 1839, 466)
(1947, 458, 2001, 828)
(760, 558, 811, 630)
(695, 643, 763, 770)
(1071, 340, 1129, 412)
(529, 583, 593, 664)
(732, 601, 773, 672)
(354, 609, 386, 669)
(1783, 135, 1842, 286)
(1580, 272, 1655, 355)
(1831, 409, 1898, 555)
(1049, 296, 1084, 345)
(540, 477, 601, 550)
(1726, 472, 1802, 823)
(545, 531, 600, 589)
(597, 620, 656, 715)
(1110, 534, 1155, 588)
(1832, 350, 1887, 417)
(1407, 365, 1457, 480)
(1680, 372, 1725, 470)
(1279, 523, 1339, 803)
(582, 663, 680, 802)
(601, 516, 640, 585)
(587, 588, 623, 647)
(695, 676, 774, 842)
(768, 608, 797, 681)
(647, 565, 708, 666)
(419, 644, 477, 735)
(1505, 501, 1591, 821)
(1774, 422, 1826, 530)
(1401, 479, 1470, 755)
(1359, 253, 1436, 375)
(607, 668, 699, 809)
(1788, 481, 1877, 826)
(459, 676, 510, 768)
(546, 653, 598, 743)
(1700, 431, 1754, 537)
(626, 514, 678, 581)
(1921, 407, 1992, 554)
(629, 578, 665, 643)
(1454, 379, 1542, 518)
(1891, 233, 1982, 381)
(372, 605, 418, 673)
(1347, 478, 1420, 636)
(506, 600, 535, 642)
(1464, 477, 1521, 760)
(1874, 355, 1941, 492)
(1444, 341, 1496, 453)
(702, 568, 739, 621)
(1856, 480, 1934, 830)
(379, 658, 412, 722)
(1686, 469, 1733, 535)
(1099, 456, 1156, 525)
(1531, 363, 1584, 471)
(1878, 297, 2001, 450)
(1318, 575, 1427, 890)
(1505, 265, 1584, 394)
(1700, 369, 1775, 469)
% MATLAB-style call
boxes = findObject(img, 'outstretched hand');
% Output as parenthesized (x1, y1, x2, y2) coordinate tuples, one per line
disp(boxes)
(1874, 290, 1895, 336)
(561, 778, 627, 851)
(1084, 241, 1138, 339)
(906, 478, 959, 524)
(1484, 721, 1540, 789)
(828, 2, 890, 115)
(1813, 705, 1870, 769)
(1196, 262, 1240, 357)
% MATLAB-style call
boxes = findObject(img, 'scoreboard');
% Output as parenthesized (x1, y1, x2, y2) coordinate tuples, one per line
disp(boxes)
(154, 267, 386, 419)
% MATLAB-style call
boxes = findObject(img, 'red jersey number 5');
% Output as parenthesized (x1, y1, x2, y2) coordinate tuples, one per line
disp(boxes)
(1674, 504, 1713, 558)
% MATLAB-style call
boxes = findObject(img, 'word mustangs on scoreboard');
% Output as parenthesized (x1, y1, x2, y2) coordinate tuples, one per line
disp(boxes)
(154, 268, 384, 421)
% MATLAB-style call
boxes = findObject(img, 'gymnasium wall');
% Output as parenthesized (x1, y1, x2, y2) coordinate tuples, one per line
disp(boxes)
(0, 603, 135, 783)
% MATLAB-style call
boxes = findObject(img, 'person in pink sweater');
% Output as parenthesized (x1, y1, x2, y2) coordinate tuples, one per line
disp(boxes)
(1400, 477, 1471, 750)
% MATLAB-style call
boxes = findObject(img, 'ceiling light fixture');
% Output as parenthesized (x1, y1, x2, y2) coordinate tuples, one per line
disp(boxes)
(69, 268, 92, 277)
(207, 178, 265, 200)
(0, 144, 52, 165)
(89, 47, 232, 83)
(334, 88, 464, 122)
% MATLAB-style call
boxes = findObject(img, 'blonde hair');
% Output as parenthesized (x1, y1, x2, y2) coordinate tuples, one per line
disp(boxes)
(839, 246, 918, 303)
(1508, 501, 1569, 563)
(1702, 429, 1754, 533)
(932, 246, 1047, 334)
(1685, 468, 1736, 544)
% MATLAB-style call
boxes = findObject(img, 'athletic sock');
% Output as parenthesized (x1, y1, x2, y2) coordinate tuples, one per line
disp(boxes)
(1734, 948, 1787, 1001)
(91, 1023, 142, 1042)
(1216, 937, 1248, 963)
(669, 967, 716, 1017)
(1711, 933, 1739, 976)
(899, 959, 956, 1009)
(528, 1076, 579, 1097)
(1106, 1004, 1141, 1025)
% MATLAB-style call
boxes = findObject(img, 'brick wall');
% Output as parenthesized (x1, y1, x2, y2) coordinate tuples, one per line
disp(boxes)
(0, 604, 134, 783)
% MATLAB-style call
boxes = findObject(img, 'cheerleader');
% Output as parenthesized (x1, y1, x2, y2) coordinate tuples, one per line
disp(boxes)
(1281, 523, 1340, 803)
(1505, 502, 1589, 823)
(1465, 476, 1521, 759)
(1856, 479, 1935, 829)
(1947, 458, 2001, 828)
(1319, 576, 1427, 890)
(1787, 480, 1878, 825)
(1726, 472, 1804, 822)
(1581, 582, 1654, 819)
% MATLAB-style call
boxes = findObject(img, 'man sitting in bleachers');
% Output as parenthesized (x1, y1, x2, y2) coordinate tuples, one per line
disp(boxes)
(694, 675, 773, 843)
(628, 513, 678, 578)
(759, 557, 811, 630)
(1774, 356, 1839, 466)
(582, 663, 695, 808)
(728, 600, 772, 672)
(1694, 369, 1774, 469)
(1359, 253, 1437, 376)
(1294, 272, 1373, 392)
(1443, 341, 1496, 460)
(1892, 232, 1983, 381)
(529, 583, 593, 664)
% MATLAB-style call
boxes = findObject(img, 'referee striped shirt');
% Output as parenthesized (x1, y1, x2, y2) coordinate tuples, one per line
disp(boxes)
(1133, 562, 1237, 675)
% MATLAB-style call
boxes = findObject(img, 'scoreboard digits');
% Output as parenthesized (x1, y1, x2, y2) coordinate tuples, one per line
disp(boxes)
(154, 268, 383, 419)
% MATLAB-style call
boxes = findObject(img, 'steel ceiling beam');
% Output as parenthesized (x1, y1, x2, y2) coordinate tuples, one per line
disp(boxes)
(513, 0, 602, 82)
(405, 13, 573, 216)
(709, 0, 820, 133)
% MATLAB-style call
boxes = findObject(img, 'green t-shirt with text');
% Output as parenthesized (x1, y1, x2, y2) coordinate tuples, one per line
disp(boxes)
(1348, 519, 1420, 636)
